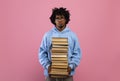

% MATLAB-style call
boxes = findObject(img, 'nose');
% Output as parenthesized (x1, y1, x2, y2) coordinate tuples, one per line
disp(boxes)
(58, 19, 63, 22)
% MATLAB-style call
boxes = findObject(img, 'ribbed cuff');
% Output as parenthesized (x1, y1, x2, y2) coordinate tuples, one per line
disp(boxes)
(46, 64, 50, 69)
(69, 64, 74, 69)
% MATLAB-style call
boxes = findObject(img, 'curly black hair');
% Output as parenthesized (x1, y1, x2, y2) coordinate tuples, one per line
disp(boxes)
(50, 7, 70, 25)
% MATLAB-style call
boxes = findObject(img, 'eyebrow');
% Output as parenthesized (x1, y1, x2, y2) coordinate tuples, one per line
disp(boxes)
(56, 16, 64, 18)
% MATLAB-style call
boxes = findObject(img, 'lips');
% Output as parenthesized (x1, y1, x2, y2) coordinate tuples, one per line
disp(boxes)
(58, 24, 63, 28)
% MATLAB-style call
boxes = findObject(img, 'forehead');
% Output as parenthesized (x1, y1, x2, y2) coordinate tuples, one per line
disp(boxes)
(55, 15, 65, 18)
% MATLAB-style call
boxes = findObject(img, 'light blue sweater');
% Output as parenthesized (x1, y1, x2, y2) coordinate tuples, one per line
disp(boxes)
(38, 27, 82, 76)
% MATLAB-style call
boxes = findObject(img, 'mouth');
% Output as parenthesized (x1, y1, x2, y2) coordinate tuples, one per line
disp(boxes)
(58, 24, 63, 28)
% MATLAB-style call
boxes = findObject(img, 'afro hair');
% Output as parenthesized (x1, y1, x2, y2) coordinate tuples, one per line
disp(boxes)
(50, 7, 70, 25)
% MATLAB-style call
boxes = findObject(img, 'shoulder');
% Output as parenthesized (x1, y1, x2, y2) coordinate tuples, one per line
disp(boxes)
(43, 29, 53, 38)
(69, 30, 78, 39)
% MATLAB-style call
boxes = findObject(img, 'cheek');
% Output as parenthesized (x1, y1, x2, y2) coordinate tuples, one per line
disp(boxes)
(63, 21, 66, 24)
(64, 20, 66, 23)
(55, 21, 58, 24)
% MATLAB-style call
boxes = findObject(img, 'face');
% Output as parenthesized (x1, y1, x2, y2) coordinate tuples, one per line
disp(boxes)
(55, 15, 66, 31)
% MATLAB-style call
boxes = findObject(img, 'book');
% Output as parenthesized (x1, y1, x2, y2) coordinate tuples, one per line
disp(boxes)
(50, 75, 68, 78)
(52, 44, 68, 48)
(51, 60, 68, 63)
(52, 53, 68, 55)
(52, 37, 68, 46)
(52, 37, 68, 42)
(51, 48, 68, 53)
(52, 42, 68, 45)
(51, 57, 68, 61)
(52, 62, 68, 66)
(51, 68, 68, 72)
(51, 65, 68, 69)
(51, 54, 67, 58)
(49, 71, 69, 75)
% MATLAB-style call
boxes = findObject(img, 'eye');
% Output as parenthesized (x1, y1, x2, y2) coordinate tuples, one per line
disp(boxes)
(56, 17, 59, 19)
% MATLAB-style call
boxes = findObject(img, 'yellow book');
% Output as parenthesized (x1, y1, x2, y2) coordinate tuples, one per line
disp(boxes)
(52, 42, 68, 45)
(52, 53, 68, 55)
(52, 60, 68, 63)
(51, 57, 68, 61)
(50, 75, 68, 78)
(52, 45, 68, 48)
(51, 48, 68, 53)
(52, 37, 68, 42)
(51, 68, 68, 72)
(49, 71, 69, 75)
(52, 62, 68, 66)
(51, 65, 68, 69)
(51, 54, 67, 58)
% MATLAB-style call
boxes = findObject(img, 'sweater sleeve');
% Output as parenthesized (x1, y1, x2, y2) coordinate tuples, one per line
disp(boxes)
(38, 33, 51, 69)
(69, 34, 82, 70)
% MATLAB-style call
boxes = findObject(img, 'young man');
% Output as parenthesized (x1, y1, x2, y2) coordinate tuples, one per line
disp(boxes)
(38, 7, 82, 81)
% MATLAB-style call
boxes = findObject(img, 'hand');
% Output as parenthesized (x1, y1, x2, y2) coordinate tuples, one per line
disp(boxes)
(67, 66, 71, 74)
(48, 65, 52, 77)
(48, 65, 51, 73)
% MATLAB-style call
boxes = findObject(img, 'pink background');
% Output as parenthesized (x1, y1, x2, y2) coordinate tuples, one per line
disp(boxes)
(0, 0, 120, 81)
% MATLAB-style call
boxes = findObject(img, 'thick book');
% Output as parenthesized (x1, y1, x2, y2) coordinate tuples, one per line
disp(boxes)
(52, 62, 68, 66)
(51, 57, 68, 61)
(52, 42, 68, 45)
(51, 60, 68, 63)
(52, 37, 68, 46)
(51, 48, 68, 53)
(51, 68, 68, 72)
(50, 75, 68, 78)
(51, 54, 67, 58)
(52, 53, 68, 55)
(52, 37, 68, 42)
(51, 65, 68, 69)
(52, 44, 68, 48)
(49, 71, 69, 75)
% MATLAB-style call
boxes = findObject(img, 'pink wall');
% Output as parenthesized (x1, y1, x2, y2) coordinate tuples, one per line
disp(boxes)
(0, 0, 120, 81)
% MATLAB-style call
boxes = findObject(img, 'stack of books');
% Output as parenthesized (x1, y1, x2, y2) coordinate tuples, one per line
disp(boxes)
(49, 37, 69, 78)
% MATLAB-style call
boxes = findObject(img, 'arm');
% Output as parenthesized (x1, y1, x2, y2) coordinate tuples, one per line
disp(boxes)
(38, 34, 51, 70)
(69, 34, 82, 70)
